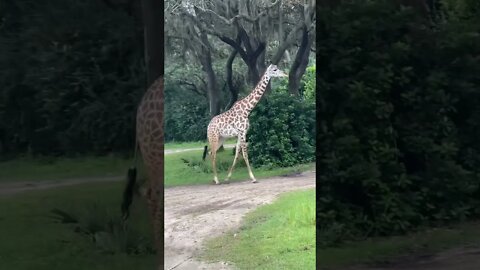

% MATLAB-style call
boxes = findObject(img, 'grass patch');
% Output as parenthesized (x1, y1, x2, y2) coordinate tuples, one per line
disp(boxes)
(318, 221, 480, 269)
(204, 189, 316, 270)
(0, 182, 155, 270)
(165, 138, 236, 150)
(0, 155, 132, 182)
(0, 140, 238, 183)
(165, 149, 314, 187)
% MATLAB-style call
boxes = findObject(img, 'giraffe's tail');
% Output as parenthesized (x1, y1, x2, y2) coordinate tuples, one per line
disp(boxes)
(202, 145, 208, 161)
(121, 141, 139, 221)
(121, 166, 137, 221)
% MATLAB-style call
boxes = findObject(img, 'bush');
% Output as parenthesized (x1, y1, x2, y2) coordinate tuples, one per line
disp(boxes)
(301, 64, 316, 102)
(248, 91, 315, 168)
(316, 0, 480, 246)
(164, 84, 210, 142)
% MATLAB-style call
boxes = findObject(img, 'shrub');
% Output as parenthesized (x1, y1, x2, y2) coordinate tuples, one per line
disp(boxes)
(301, 65, 316, 102)
(248, 91, 315, 168)
(316, 0, 480, 246)
(164, 89, 210, 142)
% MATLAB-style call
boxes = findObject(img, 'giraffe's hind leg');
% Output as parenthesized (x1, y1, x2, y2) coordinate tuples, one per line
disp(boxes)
(208, 134, 220, 184)
(145, 181, 164, 268)
(225, 136, 242, 182)
(239, 133, 257, 183)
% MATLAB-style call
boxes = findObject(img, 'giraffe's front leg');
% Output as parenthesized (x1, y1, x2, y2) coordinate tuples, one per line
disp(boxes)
(240, 140, 257, 183)
(225, 137, 242, 183)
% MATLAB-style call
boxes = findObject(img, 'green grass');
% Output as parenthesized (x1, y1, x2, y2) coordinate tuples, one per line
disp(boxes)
(164, 138, 236, 150)
(318, 221, 480, 269)
(0, 155, 132, 182)
(204, 189, 316, 270)
(0, 139, 254, 183)
(164, 149, 314, 187)
(0, 182, 156, 270)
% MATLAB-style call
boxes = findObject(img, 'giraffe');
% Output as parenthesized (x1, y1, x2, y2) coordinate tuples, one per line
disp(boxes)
(121, 76, 164, 269)
(202, 64, 287, 184)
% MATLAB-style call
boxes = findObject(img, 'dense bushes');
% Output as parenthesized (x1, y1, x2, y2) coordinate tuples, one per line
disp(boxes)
(248, 86, 316, 168)
(317, 0, 480, 246)
(0, 0, 145, 157)
(164, 85, 210, 142)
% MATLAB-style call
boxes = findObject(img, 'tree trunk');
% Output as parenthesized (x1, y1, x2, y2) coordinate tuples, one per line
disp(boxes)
(205, 61, 221, 117)
(199, 32, 221, 117)
(225, 49, 239, 110)
(247, 59, 260, 86)
(288, 26, 314, 96)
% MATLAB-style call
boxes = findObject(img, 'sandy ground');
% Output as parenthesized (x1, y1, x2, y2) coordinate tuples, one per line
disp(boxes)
(164, 171, 316, 270)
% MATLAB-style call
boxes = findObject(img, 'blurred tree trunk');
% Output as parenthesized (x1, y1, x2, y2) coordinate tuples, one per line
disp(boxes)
(141, 0, 163, 85)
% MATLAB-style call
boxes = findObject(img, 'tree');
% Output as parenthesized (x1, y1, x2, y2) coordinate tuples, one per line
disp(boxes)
(190, 0, 316, 96)
(165, 0, 316, 115)
(165, 1, 222, 117)
(142, 0, 163, 85)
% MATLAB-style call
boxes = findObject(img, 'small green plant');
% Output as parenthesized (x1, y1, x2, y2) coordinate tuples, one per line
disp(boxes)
(49, 203, 154, 255)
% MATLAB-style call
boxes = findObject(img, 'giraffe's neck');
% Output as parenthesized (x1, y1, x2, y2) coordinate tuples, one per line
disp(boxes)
(241, 73, 271, 114)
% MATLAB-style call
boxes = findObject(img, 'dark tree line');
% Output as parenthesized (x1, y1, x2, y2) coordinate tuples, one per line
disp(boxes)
(317, 0, 480, 246)
(0, 0, 146, 157)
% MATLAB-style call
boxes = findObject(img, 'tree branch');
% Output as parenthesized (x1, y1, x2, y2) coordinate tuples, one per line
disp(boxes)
(271, 21, 306, 64)
(177, 80, 205, 96)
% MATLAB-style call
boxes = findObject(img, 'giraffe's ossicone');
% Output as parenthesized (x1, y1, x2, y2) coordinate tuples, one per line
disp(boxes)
(203, 64, 288, 184)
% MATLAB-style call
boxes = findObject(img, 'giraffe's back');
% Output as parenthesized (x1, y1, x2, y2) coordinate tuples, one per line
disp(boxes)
(207, 110, 249, 138)
(136, 78, 164, 175)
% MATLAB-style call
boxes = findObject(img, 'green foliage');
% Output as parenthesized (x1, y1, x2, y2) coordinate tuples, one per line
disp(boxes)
(270, 64, 316, 102)
(248, 92, 315, 168)
(301, 65, 316, 102)
(164, 84, 210, 142)
(317, 0, 480, 246)
(0, 0, 145, 156)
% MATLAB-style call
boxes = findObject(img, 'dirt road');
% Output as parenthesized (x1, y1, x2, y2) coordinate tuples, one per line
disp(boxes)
(341, 246, 480, 270)
(0, 145, 234, 196)
(164, 171, 316, 270)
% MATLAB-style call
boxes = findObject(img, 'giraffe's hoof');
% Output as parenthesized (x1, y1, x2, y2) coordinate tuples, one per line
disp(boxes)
(251, 179, 258, 183)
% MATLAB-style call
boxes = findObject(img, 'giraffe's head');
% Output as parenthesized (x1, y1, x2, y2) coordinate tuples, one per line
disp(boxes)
(265, 64, 288, 78)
